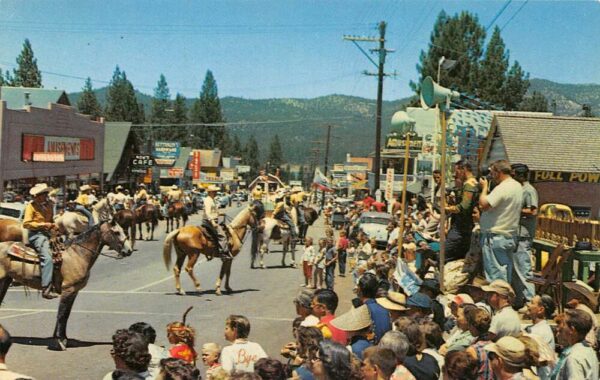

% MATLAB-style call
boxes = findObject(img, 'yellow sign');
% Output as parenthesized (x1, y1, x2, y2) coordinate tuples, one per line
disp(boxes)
(532, 170, 600, 184)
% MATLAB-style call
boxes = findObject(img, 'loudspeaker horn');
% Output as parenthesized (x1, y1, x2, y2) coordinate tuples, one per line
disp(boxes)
(420, 76, 460, 110)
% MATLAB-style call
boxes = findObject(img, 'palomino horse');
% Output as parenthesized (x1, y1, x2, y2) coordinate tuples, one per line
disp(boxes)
(134, 203, 160, 241)
(252, 217, 297, 269)
(165, 200, 188, 233)
(163, 203, 262, 296)
(0, 220, 22, 242)
(0, 219, 132, 350)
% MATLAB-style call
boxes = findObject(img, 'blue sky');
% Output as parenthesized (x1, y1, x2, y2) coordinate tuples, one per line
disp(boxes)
(0, 0, 599, 100)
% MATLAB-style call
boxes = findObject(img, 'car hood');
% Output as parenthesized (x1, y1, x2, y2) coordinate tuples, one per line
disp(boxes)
(359, 224, 388, 240)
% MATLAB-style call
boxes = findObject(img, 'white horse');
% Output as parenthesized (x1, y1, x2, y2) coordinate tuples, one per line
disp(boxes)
(253, 217, 297, 269)
(55, 198, 113, 237)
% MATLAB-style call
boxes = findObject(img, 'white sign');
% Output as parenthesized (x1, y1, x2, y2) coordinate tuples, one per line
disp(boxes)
(236, 165, 251, 173)
(289, 180, 302, 186)
(385, 168, 395, 201)
(45, 136, 81, 160)
(32, 152, 65, 162)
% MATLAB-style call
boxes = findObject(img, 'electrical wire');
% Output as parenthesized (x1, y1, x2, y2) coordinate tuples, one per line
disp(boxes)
(500, 0, 529, 32)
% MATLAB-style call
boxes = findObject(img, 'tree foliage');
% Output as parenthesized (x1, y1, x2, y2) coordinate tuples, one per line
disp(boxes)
(150, 74, 171, 123)
(76, 77, 102, 119)
(190, 70, 225, 149)
(479, 27, 508, 106)
(13, 39, 42, 88)
(105, 66, 144, 123)
(268, 134, 284, 168)
(243, 135, 261, 179)
(519, 91, 548, 112)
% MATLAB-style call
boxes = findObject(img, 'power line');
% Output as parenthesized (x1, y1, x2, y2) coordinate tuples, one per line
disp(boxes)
(131, 116, 359, 128)
(500, 0, 529, 32)
(485, 0, 513, 32)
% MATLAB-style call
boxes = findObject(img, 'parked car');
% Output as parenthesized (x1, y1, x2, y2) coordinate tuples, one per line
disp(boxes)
(216, 195, 230, 209)
(350, 211, 393, 249)
(0, 202, 26, 222)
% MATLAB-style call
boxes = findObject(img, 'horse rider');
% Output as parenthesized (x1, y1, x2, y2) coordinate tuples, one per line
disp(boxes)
(252, 185, 264, 202)
(133, 183, 149, 211)
(167, 184, 183, 211)
(290, 186, 306, 227)
(111, 185, 128, 212)
(274, 189, 298, 240)
(22, 183, 59, 299)
(74, 184, 95, 227)
(203, 185, 230, 259)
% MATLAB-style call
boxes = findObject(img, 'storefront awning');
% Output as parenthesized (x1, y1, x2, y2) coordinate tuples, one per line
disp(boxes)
(104, 122, 133, 182)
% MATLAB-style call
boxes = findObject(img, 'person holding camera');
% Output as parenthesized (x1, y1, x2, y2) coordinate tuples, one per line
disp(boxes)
(444, 160, 479, 262)
(478, 160, 523, 284)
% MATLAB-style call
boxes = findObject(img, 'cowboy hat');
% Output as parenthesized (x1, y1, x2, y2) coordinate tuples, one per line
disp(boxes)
(80, 184, 92, 192)
(138, 183, 146, 188)
(30, 183, 52, 196)
(115, 185, 124, 191)
(331, 305, 372, 331)
(207, 185, 220, 192)
(171, 184, 178, 190)
(291, 186, 303, 193)
(49, 188, 60, 196)
(376, 291, 407, 311)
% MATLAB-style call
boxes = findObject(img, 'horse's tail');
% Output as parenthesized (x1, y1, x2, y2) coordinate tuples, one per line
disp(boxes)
(163, 229, 180, 270)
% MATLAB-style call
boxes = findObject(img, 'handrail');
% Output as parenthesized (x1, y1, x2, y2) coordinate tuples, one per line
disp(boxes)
(536, 216, 600, 248)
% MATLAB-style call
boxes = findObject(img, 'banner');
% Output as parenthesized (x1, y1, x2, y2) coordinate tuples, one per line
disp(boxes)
(312, 168, 333, 192)
(385, 168, 395, 201)
(531, 170, 600, 184)
(191, 150, 201, 180)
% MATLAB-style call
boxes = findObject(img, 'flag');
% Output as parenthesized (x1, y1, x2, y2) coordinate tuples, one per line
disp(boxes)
(312, 168, 334, 192)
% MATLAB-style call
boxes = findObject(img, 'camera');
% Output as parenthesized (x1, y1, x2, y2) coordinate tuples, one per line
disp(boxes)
(478, 167, 495, 192)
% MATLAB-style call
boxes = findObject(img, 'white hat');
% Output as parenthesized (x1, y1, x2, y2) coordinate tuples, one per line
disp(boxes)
(255, 185, 262, 190)
(331, 305, 372, 331)
(115, 185, 124, 191)
(207, 185, 220, 192)
(171, 184, 178, 190)
(291, 186, 303, 193)
(30, 183, 52, 196)
(80, 184, 92, 192)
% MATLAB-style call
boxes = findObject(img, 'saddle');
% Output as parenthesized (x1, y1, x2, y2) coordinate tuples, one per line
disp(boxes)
(7, 241, 64, 293)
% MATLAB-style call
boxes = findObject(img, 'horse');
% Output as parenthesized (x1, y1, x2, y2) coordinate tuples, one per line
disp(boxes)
(113, 209, 137, 250)
(53, 198, 114, 238)
(0, 219, 133, 351)
(298, 206, 319, 240)
(163, 203, 262, 296)
(252, 217, 297, 269)
(134, 203, 159, 241)
(0, 220, 22, 242)
(165, 200, 188, 233)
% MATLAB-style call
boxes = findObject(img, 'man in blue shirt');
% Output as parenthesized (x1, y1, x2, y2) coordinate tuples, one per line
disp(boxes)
(324, 239, 337, 290)
(356, 273, 392, 344)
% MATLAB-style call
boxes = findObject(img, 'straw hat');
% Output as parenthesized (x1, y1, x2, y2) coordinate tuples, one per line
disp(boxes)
(481, 280, 516, 299)
(207, 185, 220, 192)
(331, 305, 372, 331)
(115, 185, 124, 191)
(80, 184, 92, 192)
(138, 183, 146, 188)
(376, 291, 407, 311)
(30, 183, 52, 196)
(171, 184, 178, 190)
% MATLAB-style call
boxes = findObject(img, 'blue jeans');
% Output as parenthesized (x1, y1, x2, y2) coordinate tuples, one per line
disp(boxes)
(513, 237, 535, 304)
(75, 204, 94, 227)
(296, 206, 306, 225)
(481, 232, 517, 283)
(277, 213, 297, 238)
(29, 231, 53, 288)
(326, 264, 336, 289)
(338, 250, 347, 275)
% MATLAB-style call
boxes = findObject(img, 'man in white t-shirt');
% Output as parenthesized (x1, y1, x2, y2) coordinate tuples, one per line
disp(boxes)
(479, 160, 523, 283)
(482, 280, 521, 341)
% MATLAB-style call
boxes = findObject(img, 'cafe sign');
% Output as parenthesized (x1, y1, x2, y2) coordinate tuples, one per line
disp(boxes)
(531, 170, 600, 184)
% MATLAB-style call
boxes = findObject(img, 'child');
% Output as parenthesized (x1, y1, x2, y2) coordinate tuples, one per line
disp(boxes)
(301, 237, 315, 288)
(336, 230, 349, 277)
(166, 321, 197, 365)
(202, 342, 225, 380)
(312, 239, 326, 289)
(221, 315, 267, 373)
(347, 240, 357, 271)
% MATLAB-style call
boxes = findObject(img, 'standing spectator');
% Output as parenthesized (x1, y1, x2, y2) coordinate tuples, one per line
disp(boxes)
(356, 273, 392, 344)
(444, 160, 479, 262)
(512, 163, 538, 308)
(331, 305, 373, 360)
(157, 358, 201, 380)
(484, 337, 530, 380)
(166, 321, 197, 365)
(379, 331, 416, 380)
(324, 239, 337, 290)
(478, 160, 523, 283)
(361, 347, 397, 380)
(311, 289, 347, 345)
(103, 329, 151, 380)
(482, 280, 520, 341)
(552, 309, 598, 380)
(336, 230, 349, 277)
(432, 170, 442, 209)
(309, 340, 360, 380)
(313, 239, 326, 289)
(222, 315, 268, 373)
(202, 342, 224, 379)
(301, 237, 316, 288)
(0, 324, 35, 380)
(128, 322, 168, 379)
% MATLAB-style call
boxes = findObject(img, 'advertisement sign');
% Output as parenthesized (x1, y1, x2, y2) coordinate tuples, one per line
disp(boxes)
(220, 169, 235, 181)
(386, 135, 423, 150)
(191, 150, 201, 180)
(531, 170, 600, 184)
(160, 168, 184, 178)
(32, 152, 65, 162)
(153, 141, 180, 166)
(22, 134, 95, 161)
(385, 168, 395, 201)
(131, 155, 154, 167)
(236, 165, 251, 173)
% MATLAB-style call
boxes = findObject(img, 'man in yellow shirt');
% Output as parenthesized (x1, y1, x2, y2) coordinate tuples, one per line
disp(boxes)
(273, 190, 297, 239)
(290, 186, 306, 227)
(74, 184, 95, 227)
(133, 184, 149, 211)
(23, 183, 59, 299)
(252, 185, 264, 202)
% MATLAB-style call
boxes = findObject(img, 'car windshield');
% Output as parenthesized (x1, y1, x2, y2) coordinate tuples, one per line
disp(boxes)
(0, 207, 21, 219)
(361, 216, 391, 225)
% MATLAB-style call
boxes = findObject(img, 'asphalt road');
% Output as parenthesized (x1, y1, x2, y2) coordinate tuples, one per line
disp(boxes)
(2, 202, 354, 380)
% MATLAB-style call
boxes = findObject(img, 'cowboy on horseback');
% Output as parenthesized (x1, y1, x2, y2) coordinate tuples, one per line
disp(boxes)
(73, 184, 95, 228)
(110, 185, 128, 212)
(274, 189, 298, 240)
(290, 186, 306, 228)
(22, 183, 59, 299)
(165, 184, 183, 215)
(203, 185, 230, 259)
(133, 183, 149, 211)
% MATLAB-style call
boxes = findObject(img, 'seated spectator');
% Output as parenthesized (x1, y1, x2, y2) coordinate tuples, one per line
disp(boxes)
(0, 324, 35, 380)
(201, 342, 223, 380)
(356, 273, 392, 343)
(404, 293, 434, 322)
(166, 321, 197, 365)
(291, 326, 323, 380)
(376, 291, 408, 321)
(295, 289, 319, 327)
(552, 309, 599, 380)
(482, 280, 520, 340)
(222, 315, 268, 373)
(419, 321, 445, 376)
(361, 346, 397, 380)
(443, 350, 479, 380)
(128, 322, 168, 379)
(157, 357, 201, 380)
(419, 279, 445, 330)
(484, 337, 530, 380)
(440, 304, 476, 354)
(311, 289, 348, 344)
(458, 284, 493, 316)
(393, 317, 440, 380)
(525, 295, 556, 351)
(253, 358, 287, 380)
(281, 318, 304, 367)
(309, 340, 360, 380)
(464, 307, 493, 380)
(565, 291, 599, 350)
(104, 329, 151, 380)
(378, 331, 415, 380)
(331, 305, 373, 360)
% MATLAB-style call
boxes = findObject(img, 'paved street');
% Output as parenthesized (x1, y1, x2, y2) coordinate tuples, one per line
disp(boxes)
(1, 203, 354, 379)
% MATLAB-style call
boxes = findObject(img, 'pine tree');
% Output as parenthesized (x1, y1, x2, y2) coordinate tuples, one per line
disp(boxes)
(268, 134, 284, 168)
(221, 129, 233, 156)
(0, 69, 4, 86)
(105, 66, 143, 123)
(171, 93, 189, 144)
(519, 91, 548, 112)
(232, 134, 242, 154)
(243, 135, 261, 179)
(13, 39, 42, 87)
(479, 27, 509, 107)
(3, 70, 14, 86)
(76, 77, 102, 119)
(503, 61, 530, 111)
(150, 74, 171, 123)
(190, 70, 225, 149)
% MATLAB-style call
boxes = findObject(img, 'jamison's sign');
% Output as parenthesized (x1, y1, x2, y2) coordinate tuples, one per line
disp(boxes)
(531, 170, 600, 184)
(22, 134, 95, 161)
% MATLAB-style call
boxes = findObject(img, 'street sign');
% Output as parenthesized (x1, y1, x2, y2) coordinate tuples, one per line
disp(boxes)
(131, 155, 154, 167)
(236, 165, 251, 173)
(385, 168, 395, 201)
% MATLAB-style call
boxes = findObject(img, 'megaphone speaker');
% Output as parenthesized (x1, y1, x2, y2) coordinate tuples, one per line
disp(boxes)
(421, 76, 460, 109)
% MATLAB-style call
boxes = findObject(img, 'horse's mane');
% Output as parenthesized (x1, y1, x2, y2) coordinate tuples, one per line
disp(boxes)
(65, 223, 103, 246)
(230, 207, 250, 228)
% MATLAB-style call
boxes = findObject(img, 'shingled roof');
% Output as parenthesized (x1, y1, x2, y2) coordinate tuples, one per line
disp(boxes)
(0, 86, 70, 109)
(483, 114, 600, 173)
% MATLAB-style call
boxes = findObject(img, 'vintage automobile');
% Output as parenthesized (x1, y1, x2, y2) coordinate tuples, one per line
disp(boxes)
(350, 211, 393, 249)
(0, 202, 26, 222)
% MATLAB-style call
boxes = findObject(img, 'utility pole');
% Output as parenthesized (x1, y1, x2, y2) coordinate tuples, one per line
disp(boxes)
(344, 21, 396, 193)
(322, 125, 332, 209)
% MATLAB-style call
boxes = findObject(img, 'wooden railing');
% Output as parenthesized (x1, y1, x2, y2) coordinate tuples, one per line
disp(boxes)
(536, 216, 600, 247)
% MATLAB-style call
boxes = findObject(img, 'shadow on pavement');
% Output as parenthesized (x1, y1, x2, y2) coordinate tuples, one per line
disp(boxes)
(13, 336, 111, 348)
(166, 288, 260, 296)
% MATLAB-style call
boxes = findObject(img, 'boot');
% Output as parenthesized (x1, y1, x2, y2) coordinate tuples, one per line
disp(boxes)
(42, 286, 59, 300)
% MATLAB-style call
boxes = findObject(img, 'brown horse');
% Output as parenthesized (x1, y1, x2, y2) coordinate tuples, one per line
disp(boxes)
(0, 220, 132, 350)
(165, 201, 188, 233)
(0, 220, 22, 242)
(163, 203, 261, 296)
(134, 203, 159, 241)
(113, 209, 137, 249)
(298, 206, 319, 240)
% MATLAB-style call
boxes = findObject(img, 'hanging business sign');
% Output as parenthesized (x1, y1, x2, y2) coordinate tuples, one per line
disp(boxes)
(236, 165, 251, 173)
(160, 168, 184, 178)
(385, 168, 395, 201)
(131, 155, 154, 167)
(385, 135, 423, 150)
(153, 141, 180, 166)
(191, 150, 201, 180)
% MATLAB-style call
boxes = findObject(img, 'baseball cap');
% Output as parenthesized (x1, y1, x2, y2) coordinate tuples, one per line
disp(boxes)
(481, 280, 516, 299)
(293, 289, 314, 309)
(452, 293, 475, 306)
(406, 293, 432, 309)
(484, 336, 527, 367)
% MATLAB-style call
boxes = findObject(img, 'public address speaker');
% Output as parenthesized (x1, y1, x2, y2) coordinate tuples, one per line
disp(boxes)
(420, 76, 460, 109)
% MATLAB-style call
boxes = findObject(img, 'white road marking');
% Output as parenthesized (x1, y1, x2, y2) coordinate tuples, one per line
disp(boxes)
(129, 257, 207, 292)
(0, 311, 43, 320)
(0, 307, 213, 318)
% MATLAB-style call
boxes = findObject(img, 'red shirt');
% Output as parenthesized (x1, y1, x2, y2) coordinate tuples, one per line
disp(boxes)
(372, 202, 386, 212)
(319, 315, 348, 345)
(363, 196, 375, 208)
(169, 343, 196, 364)
(337, 237, 349, 251)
